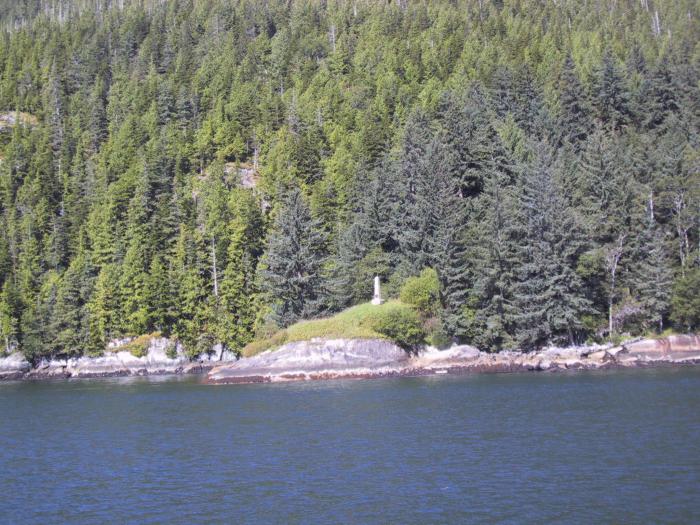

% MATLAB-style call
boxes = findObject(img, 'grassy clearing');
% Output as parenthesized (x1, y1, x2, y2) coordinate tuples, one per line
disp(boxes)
(242, 301, 416, 357)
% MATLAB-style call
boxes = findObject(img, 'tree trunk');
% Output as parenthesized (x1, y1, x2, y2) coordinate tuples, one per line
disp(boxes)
(606, 234, 625, 341)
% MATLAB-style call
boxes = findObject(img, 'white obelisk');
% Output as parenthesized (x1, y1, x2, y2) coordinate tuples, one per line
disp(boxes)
(371, 275, 383, 305)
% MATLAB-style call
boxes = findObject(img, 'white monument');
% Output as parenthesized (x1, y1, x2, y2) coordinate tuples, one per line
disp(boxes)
(371, 275, 383, 305)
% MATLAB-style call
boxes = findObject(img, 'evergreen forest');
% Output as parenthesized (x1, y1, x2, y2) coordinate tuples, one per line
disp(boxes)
(0, 0, 698, 362)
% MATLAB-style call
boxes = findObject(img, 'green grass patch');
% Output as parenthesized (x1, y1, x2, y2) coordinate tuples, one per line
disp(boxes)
(647, 328, 682, 340)
(242, 301, 423, 357)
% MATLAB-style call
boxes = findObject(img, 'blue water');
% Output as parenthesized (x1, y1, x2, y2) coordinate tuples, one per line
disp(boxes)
(1, 369, 700, 524)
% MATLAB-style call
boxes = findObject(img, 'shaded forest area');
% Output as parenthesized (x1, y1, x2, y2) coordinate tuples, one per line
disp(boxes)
(0, 0, 697, 362)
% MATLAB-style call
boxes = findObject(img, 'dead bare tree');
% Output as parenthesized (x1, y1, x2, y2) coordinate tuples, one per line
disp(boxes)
(606, 234, 626, 340)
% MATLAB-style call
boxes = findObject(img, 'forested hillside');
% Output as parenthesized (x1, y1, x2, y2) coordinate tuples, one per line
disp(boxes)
(0, 0, 698, 361)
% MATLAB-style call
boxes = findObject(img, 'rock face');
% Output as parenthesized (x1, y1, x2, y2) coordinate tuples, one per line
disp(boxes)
(0, 111, 38, 132)
(209, 339, 408, 383)
(0, 352, 31, 380)
(4, 334, 699, 383)
(223, 162, 258, 189)
(0, 337, 237, 381)
(208, 335, 700, 385)
(616, 335, 700, 364)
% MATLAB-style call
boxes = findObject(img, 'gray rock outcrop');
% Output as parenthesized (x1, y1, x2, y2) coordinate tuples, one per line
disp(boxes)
(208, 338, 408, 383)
(208, 335, 700, 385)
(1, 337, 237, 381)
(616, 335, 700, 364)
(0, 352, 31, 380)
(5, 334, 699, 383)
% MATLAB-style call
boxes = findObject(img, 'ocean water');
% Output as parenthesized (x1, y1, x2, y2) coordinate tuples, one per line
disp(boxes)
(1, 368, 699, 524)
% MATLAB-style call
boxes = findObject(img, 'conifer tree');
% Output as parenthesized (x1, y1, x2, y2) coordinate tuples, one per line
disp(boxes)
(88, 263, 121, 347)
(51, 244, 95, 358)
(632, 216, 673, 333)
(512, 143, 591, 348)
(215, 227, 257, 355)
(556, 55, 591, 148)
(644, 56, 680, 131)
(469, 160, 519, 351)
(671, 267, 700, 332)
(261, 188, 328, 326)
(21, 273, 60, 363)
(145, 255, 171, 333)
(119, 240, 151, 335)
(0, 0, 696, 358)
(331, 159, 401, 309)
(0, 278, 20, 354)
(171, 225, 212, 356)
(593, 50, 632, 132)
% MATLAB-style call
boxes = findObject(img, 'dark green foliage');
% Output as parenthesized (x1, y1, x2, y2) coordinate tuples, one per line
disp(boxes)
(631, 217, 673, 333)
(593, 50, 632, 132)
(165, 340, 178, 360)
(261, 188, 328, 327)
(0, 0, 696, 360)
(671, 268, 700, 332)
(51, 246, 96, 358)
(557, 55, 591, 148)
(0, 278, 20, 354)
(511, 143, 591, 349)
(466, 141, 520, 351)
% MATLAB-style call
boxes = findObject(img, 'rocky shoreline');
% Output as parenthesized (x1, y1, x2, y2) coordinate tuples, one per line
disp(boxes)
(3, 334, 699, 383)
(207, 335, 700, 385)
(0, 337, 236, 381)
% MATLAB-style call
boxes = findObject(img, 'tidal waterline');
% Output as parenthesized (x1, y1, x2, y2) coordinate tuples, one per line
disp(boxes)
(1, 369, 699, 524)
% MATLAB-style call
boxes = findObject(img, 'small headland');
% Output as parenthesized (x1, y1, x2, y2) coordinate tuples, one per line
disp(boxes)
(208, 335, 700, 385)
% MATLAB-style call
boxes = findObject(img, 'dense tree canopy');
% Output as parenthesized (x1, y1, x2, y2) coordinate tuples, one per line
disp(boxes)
(0, 0, 697, 361)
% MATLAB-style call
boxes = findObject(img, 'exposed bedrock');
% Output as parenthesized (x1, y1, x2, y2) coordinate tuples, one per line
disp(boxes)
(208, 335, 700, 385)
(0, 337, 237, 381)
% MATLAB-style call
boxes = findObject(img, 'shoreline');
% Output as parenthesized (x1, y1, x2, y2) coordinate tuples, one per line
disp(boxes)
(5, 356, 699, 384)
(3, 335, 699, 384)
(207, 335, 700, 385)
(0, 362, 220, 382)
(0, 336, 237, 382)
(207, 361, 700, 385)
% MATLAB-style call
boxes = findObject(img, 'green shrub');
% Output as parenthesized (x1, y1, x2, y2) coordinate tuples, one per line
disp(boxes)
(399, 268, 440, 316)
(124, 334, 152, 358)
(165, 341, 178, 359)
(428, 331, 451, 349)
(370, 306, 426, 353)
(422, 315, 451, 349)
(186, 332, 217, 359)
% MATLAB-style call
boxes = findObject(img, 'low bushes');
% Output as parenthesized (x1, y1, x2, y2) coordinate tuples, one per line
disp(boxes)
(368, 305, 425, 353)
(399, 268, 440, 316)
(165, 340, 178, 359)
(123, 334, 154, 358)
